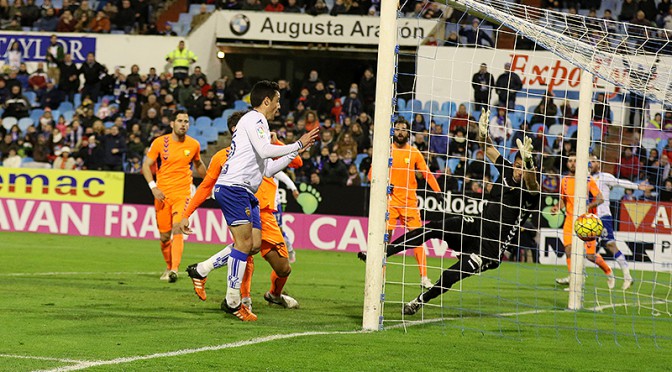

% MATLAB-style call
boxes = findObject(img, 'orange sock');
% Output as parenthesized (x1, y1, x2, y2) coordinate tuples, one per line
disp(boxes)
(414, 246, 427, 277)
(595, 254, 613, 275)
(270, 270, 288, 297)
(566, 257, 571, 272)
(170, 234, 184, 271)
(240, 256, 255, 298)
(160, 240, 171, 268)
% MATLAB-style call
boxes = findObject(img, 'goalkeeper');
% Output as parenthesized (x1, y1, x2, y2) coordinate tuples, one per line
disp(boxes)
(360, 109, 540, 315)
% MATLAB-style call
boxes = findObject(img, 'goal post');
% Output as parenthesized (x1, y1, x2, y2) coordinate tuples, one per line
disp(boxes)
(362, 0, 397, 331)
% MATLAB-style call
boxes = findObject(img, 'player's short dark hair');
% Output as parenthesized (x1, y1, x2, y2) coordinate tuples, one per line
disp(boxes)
(172, 109, 189, 121)
(568, 151, 577, 157)
(250, 80, 279, 108)
(393, 117, 410, 130)
(227, 110, 247, 133)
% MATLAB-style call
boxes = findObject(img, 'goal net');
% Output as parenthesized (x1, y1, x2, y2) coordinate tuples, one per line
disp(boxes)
(364, 0, 672, 346)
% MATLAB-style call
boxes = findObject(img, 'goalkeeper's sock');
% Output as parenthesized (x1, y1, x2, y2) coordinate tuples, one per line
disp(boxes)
(169, 234, 184, 271)
(240, 256, 255, 299)
(614, 251, 632, 279)
(413, 246, 428, 277)
(160, 240, 172, 268)
(595, 254, 612, 275)
(197, 244, 233, 277)
(226, 248, 248, 308)
(270, 270, 288, 297)
(566, 257, 571, 272)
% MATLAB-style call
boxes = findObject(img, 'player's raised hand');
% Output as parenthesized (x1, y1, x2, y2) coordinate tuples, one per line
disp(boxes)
(478, 108, 490, 140)
(151, 186, 166, 202)
(298, 127, 320, 150)
(270, 131, 278, 143)
(175, 218, 192, 235)
(292, 189, 299, 199)
(516, 136, 535, 169)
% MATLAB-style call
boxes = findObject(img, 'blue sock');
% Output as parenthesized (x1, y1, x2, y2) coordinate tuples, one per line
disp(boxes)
(614, 251, 622, 259)
(227, 248, 248, 290)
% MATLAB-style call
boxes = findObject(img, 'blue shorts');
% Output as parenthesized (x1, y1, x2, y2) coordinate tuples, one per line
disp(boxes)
(599, 215, 615, 243)
(273, 203, 283, 227)
(214, 185, 261, 229)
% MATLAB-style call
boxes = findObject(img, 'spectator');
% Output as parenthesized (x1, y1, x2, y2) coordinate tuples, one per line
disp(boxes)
(346, 164, 361, 186)
(558, 99, 575, 126)
(3, 85, 30, 119)
(114, 0, 135, 33)
(616, 147, 641, 181)
(489, 106, 512, 146)
(619, 0, 638, 22)
(191, 4, 211, 29)
(184, 87, 204, 117)
(5, 41, 22, 69)
(165, 40, 197, 82)
(40, 80, 63, 110)
(57, 9, 76, 32)
(89, 11, 111, 33)
(449, 104, 473, 134)
(201, 90, 223, 119)
(359, 68, 376, 115)
(321, 151, 348, 185)
(53, 146, 76, 169)
(28, 62, 48, 92)
(0, 133, 19, 158)
(448, 127, 468, 157)
(350, 122, 370, 153)
(242, 0, 262, 10)
(22, 0, 40, 27)
(342, 88, 362, 118)
(73, 12, 90, 32)
(413, 131, 428, 152)
(34, 7, 58, 31)
(639, 0, 657, 22)
(466, 148, 491, 179)
(227, 70, 251, 101)
(411, 113, 427, 133)
(531, 93, 558, 126)
(189, 66, 208, 87)
(310, 171, 321, 186)
(265, 0, 283, 12)
(428, 122, 448, 157)
(593, 92, 612, 124)
(3, 148, 21, 168)
(495, 62, 523, 110)
(330, 0, 347, 15)
(31, 134, 52, 165)
(57, 54, 79, 102)
(444, 31, 460, 46)
(471, 63, 494, 112)
(460, 18, 494, 47)
(335, 132, 357, 159)
(284, 0, 301, 13)
(79, 52, 107, 102)
(101, 125, 125, 171)
(660, 178, 672, 202)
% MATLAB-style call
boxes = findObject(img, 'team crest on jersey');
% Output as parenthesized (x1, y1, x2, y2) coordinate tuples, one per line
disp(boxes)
(184, 149, 191, 157)
(404, 157, 410, 164)
(257, 127, 265, 139)
(245, 207, 251, 217)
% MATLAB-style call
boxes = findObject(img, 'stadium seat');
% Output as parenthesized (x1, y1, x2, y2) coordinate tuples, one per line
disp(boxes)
(546, 135, 559, 149)
(396, 97, 406, 112)
(354, 153, 368, 170)
(202, 127, 218, 143)
(447, 158, 461, 173)
(21, 156, 33, 164)
(17, 118, 34, 131)
(24, 91, 38, 107)
(213, 117, 228, 134)
(57, 101, 74, 112)
(187, 126, 202, 137)
(440, 101, 457, 117)
(590, 126, 602, 141)
(234, 100, 249, 111)
(194, 135, 208, 152)
(195, 116, 213, 129)
(657, 138, 668, 154)
(104, 121, 115, 128)
(50, 110, 61, 122)
(30, 109, 44, 124)
(409, 99, 423, 113)
(222, 108, 236, 120)
(62, 110, 75, 123)
(565, 125, 578, 139)
(425, 100, 440, 114)
(73, 93, 82, 108)
(641, 138, 657, 150)
(179, 13, 193, 24)
(3, 117, 17, 130)
(436, 157, 446, 171)
(547, 124, 564, 136)
(531, 123, 545, 134)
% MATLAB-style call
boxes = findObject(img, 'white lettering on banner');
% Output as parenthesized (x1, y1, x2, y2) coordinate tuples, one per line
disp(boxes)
(205, 209, 227, 242)
(120, 206, 138, 237)
(70, 40, 84, 61)
(282, 214, 295, 244)
(310, 216, 337, 250)
(61, 203, 89, 235)
(7, 199, 34, 231)
(0, 200, 9, 229)
(188, 212, 203, 241)
(337, 220, 367, 251)
(138, 207, 158, 239)
(425, 239, 451, 257)
(28, 202, 58, 233)
(105, 205, 119, 236)
(217, 11, 435, 46)
(653, 207, 671, 229)
(417, 192, 485, 215)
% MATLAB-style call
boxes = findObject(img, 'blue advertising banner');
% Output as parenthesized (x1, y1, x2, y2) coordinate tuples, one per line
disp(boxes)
(0, 34, 96, 63)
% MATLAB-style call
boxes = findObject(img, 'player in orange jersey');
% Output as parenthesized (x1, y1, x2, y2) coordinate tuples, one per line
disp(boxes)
(178, 111, 302, 313)
(369, 117, 442, 289)
(142, 110, 206, 283)
(551, 153, 613, 289)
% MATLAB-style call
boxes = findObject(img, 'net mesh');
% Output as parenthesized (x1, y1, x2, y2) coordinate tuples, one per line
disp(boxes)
(378, 0, 672, 345)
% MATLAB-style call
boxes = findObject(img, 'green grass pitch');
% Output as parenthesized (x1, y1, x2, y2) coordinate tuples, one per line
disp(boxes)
(1, 232, 671, 371)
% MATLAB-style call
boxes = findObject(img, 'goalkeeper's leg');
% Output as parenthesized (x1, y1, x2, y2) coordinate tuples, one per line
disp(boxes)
(387, 217, 464, 257)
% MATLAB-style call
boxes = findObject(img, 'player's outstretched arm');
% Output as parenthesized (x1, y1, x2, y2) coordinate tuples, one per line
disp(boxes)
(477, 108, 500, 164)
(264, 151, 299, 178)
(516, 137, 540, 193)
(177, 152, 225, 234)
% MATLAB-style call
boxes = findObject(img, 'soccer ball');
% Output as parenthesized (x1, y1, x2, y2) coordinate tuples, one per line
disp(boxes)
(574, 213, 603, 242)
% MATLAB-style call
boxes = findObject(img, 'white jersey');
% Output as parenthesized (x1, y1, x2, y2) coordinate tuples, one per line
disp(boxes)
(592, 171, 640, 217)
(216, 110, 302, 193)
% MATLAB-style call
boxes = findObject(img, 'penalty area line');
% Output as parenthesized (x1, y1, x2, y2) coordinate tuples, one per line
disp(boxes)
(0, 272, 162, 277)
(0, 354, 86, 364)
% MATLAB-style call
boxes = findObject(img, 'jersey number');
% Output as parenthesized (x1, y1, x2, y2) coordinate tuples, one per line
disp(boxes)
(222, 140, 236, 175)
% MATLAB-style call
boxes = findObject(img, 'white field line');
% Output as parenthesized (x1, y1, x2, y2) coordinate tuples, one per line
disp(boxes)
(11, 300, 665, 371)
(0, 272, 162, 277)
(0, 354, 86, 364)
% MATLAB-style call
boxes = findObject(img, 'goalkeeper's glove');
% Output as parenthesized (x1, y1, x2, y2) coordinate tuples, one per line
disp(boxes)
(516, 137, 535, 170)
(478, 108, 490, 140)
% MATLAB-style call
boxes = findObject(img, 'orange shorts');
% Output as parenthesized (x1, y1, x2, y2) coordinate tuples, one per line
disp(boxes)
(260, 210, 287, 259)
(387, 205, 422, 231)
(563, 219, 596, 254)
(155, 194, 189, 233)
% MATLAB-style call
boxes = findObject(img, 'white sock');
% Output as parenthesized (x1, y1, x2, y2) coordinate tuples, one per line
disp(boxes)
(197, 244, 233, 277)
(226, 248, 248, 307)
(615, 252, 631, 279)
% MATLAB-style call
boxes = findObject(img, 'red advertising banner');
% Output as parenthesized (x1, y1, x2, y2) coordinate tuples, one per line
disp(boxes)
(619, 201, 672, 233)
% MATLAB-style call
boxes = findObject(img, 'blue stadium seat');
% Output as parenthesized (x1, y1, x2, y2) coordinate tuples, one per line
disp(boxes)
(3, 117, 17, 130)
(447, 158, 461, 173)
(354, 153, 368, 170)
(30, 109, 44, 124)
(18, 118, 34, 131)
(590, 126, 602, 141)
(531, 123, 545, 134)
(424, 100, 440, 114)
(179, 13, 193, 24)
(202, 127, 218, 143)
(194, 135, 208, 152)
(213, 117, 228, 134)
(104, 121, 115, 128)
(222, 108, 235, 120)
(234, 100, 249, 111)
(73, 93, 82, 108)
(22, 156, 33, 164)
(195, 116, 213, 129)
(396, 98, 406, 112)
(24, 91, 38, 107)
(440, 101, 457, 117)
(57, 101, 74, 112)
(62, 110, 75, 123)
(546, 135, 559, 149)
(565, 125, 578, 139)
(436, 157, 446, 171)
(409, 99, 423, 113)
(187, 126, 202, 137)
(50, 110, 60, 122)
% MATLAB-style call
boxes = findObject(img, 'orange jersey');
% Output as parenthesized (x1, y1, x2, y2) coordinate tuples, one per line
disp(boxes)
(560, 175, 601, 217)
(369, 144, 441, 207)
(147, 134, 200, 196)
(183, 141, 302, 218)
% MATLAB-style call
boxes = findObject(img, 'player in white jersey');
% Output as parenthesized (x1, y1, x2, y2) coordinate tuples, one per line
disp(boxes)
(180, 81, 319, 321)
(274, 171, 299, 263)
(590, 155, 653, 290)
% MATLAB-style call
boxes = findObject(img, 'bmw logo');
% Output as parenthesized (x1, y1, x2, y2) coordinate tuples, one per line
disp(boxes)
(230, 14, 250, 36)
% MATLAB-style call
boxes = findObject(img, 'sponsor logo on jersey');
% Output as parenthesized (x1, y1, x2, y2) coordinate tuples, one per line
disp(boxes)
(184, 149, 191, 157)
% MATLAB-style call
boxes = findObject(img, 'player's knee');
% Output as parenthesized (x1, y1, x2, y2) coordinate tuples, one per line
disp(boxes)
(160, 232, 171, 243)
(249, 245, 261, 255)
(482, 258, 500, 272)
(276, 264, 291, 277)
(586, 254, 596, 262)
